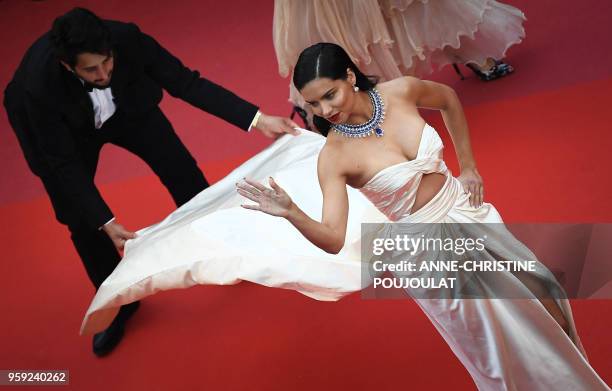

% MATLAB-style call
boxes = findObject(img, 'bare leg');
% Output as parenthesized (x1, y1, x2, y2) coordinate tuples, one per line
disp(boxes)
(514, 271, 573, 343)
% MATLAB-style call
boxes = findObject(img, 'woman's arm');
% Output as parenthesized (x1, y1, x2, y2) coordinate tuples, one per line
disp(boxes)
(403, 76, 484, 207)
(237, 148, 349, 254)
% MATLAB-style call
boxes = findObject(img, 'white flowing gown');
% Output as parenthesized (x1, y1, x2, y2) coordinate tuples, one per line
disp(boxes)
(81, 127, 610, 390)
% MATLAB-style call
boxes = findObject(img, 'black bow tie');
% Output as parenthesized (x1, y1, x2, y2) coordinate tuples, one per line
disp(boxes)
(83, 82, 112, 92)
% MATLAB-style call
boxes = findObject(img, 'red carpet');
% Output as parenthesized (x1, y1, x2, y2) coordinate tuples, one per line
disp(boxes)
(0, 0, 611, 390)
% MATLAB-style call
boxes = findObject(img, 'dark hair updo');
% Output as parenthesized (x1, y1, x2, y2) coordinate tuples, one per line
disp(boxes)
(50, 7, 113, 68)
(292, 43, 378, 136)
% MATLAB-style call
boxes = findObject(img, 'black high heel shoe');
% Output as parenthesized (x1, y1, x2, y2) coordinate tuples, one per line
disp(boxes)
(452, 63, 465, 80)
(466, 60, 514, 81)
(452, 60, 514, 81)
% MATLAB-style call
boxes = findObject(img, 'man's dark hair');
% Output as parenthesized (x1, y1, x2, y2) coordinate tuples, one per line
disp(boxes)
(50, 7, 112, 68)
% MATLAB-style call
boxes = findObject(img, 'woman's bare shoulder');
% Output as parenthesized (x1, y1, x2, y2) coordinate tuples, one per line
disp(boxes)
(377, 77, 423, 106)
(378, 76, 421, 91)
(318, 141, 341, 169)
(318, 140, 347, 181)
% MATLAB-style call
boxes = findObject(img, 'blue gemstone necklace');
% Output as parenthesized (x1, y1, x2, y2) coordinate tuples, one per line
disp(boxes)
(332, 88, 385, 138)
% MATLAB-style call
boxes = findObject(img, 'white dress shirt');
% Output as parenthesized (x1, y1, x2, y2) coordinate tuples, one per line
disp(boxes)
(88, 87, 116, 129)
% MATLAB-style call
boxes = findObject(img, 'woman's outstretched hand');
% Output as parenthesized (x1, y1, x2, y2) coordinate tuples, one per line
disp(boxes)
(457, 167, 484, 208)
(236, 177, 293, 217)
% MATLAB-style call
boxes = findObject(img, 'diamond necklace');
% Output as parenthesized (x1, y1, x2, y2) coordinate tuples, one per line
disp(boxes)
(332, 88, 385, 138)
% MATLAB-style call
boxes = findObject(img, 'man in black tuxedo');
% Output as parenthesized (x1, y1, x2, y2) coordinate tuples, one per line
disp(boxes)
(3, 7, 299, 356)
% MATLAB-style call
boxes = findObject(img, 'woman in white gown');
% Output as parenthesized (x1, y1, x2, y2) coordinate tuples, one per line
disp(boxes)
(81, 43, 610, 390)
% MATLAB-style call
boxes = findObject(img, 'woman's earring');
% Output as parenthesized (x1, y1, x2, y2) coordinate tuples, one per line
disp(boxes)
(353, 85, 359, 92)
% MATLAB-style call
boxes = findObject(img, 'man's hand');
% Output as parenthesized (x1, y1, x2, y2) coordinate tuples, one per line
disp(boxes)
(254, 113, 300, 139)
(102, 220, 137, 252)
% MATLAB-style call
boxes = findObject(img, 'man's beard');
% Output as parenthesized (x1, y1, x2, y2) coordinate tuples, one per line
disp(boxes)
(84, 72, 113, 91)
(92, 73, 112, 87)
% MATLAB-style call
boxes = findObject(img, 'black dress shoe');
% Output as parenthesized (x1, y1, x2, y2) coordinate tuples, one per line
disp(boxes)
(92, 301, 140, 357)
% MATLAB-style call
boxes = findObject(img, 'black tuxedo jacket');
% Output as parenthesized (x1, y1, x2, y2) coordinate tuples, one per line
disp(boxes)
(3, 20, 259, 229)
